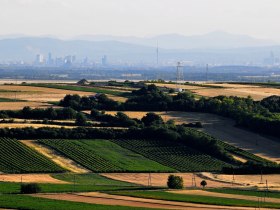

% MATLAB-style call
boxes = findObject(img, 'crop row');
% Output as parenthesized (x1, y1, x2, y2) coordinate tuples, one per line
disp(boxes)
(111, 139, 231, 172)
(0, 138, 65, 173)
(39, 139, 123, 172)
(217, 140, 273, 164)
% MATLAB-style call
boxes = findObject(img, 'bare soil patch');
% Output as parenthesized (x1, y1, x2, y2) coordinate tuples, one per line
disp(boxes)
(33, 192, 256, 210)
(21, 140, 90, 173)
(101, 173, 236, 188)
(0, 174, 67, 184)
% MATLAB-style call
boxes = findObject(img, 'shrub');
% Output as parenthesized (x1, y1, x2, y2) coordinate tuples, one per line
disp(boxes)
(167, 175, 184, 189)
(20, 183, 41, 194)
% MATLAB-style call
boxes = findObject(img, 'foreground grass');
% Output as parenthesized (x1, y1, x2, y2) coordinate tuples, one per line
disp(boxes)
(208, 188, 280, 199)
(25, 83, 130, 97)
(0, 194, 154, 210)
(0, 181, 150, 194)
(109, 190, 280, 208)
(52, 173, 138, 186)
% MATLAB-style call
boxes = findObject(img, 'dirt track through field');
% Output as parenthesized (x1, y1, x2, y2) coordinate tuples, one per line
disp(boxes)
(170, 189, 280, 204)
(21, 140, 90, 173)
(33, 192, 261, 210)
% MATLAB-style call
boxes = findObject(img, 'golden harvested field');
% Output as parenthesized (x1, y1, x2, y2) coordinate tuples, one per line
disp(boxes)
(202, 172, 280, 190)
(0, 85, 126, 106)
(151, 82, 280, 100)
(193, 86, 280, 100)
(0, 85, 93, 102)
(0, 123, 75, 129)
(0, 102, 53, 110)
(101, 173, 238, 188)
(0, 174, 68, 184)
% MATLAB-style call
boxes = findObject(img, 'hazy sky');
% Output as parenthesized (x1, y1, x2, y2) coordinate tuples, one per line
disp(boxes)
(1, 0, 280, 40)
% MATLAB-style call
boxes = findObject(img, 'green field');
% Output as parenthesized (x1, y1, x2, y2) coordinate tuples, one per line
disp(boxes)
(0, 138, 65, 173)
(25, 83, 129, 97)
(52, 173, 138, 186)
(0, 194, 153, 210)
(38, 139, 174, 172)
(112, 139, 231, 172)
(109, 190, 280, 209)
(207, 188, 280, 199)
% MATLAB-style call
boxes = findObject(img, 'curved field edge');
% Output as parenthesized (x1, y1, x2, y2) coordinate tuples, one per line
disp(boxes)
(0, 194, 153, 210)
(108, 190, 280, 209)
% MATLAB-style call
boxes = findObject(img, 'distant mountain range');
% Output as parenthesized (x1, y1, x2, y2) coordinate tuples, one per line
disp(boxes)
(74, 31, 277, 50)
(0, 31, 279, 64)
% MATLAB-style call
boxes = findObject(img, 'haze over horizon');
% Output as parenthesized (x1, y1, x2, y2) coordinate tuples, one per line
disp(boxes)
(1, 0, 280, 42)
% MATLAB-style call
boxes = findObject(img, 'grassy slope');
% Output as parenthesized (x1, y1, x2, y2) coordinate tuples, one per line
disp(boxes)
(111, 139, 231, 172)
(0, 194, 153, 210)
(110, 190, 280, 209)
(80, 140, 175, 172)
(0, 138, 65, 173)
(39, 139, 174, 172)
(25, 83, 129, 97)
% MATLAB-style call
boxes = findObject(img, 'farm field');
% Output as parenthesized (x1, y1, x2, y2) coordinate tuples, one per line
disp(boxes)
(25, 83, 129, 101)
(151, 82, 280, 100)
(202, 172, 280, 190)
(0, 174, 68, 184)
(21, 140, 90, 173)
(147, 111, 280, 164)
(38, 139, 174, 172)
(105, 111, 280, 164)
(0, 138, 65, 173)
(111, 138, 231, 172)
(0, 84, 126, 106)
(101, 173, 237, 188)
(37, 192, 258, 210)
(0, 194, 151, 210)
(109, 190, 280, 209)
(0, 101, 52, 110)
(170, 189, 280, 204)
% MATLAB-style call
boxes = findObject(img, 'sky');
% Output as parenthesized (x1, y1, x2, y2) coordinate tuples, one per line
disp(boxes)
(1, 0, 280, 41)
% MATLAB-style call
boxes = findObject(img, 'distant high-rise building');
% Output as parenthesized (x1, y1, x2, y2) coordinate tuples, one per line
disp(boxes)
(47, 52, 53, 65)
(102, 55, 107, 66)
(35, 54, 44, 64)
